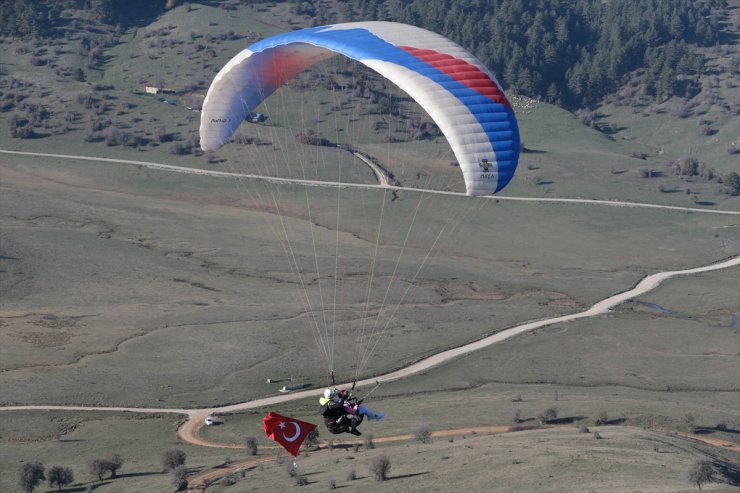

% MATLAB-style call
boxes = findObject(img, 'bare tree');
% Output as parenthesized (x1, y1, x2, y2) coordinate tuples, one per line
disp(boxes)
(244, 435, 258, 456)
(47, 466, 74, 491)
(108, 454, 123, 478)
(170, 465, 188, 491)
(414, 425, 433, 444)
(370, 455, 391, 481)
(17, 462, 45, 493)
(162, 449, 187, 471)
(538, 407, 558, 424)
(88, 459, 109, 481)
(364, 434, 375, 449)
(687, 460, 715, 490)
(593, 410, 609, 426)
(683, 413, 697, 433)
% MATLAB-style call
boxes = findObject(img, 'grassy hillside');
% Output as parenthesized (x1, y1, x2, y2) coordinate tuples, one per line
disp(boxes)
(0, 3, 738, 492)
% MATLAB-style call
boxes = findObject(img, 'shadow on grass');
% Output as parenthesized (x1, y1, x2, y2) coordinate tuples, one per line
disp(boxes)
(695, 426, 739, 435)
(714, 458, 740, 486)
(67, 481, 111, 491)
(549, 415, 588, 425)
(389, 471, 430, 480)
(116, 471, 164, 479)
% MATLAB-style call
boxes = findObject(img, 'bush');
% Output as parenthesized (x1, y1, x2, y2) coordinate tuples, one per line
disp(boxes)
(369, 455, 391, 481)
(593, 410, 609, 426)
(329, 478, 337, 489)
(538, 407, 558, 424)
(88, 459, 109, 481)
(244, 436, 258, 456)
(295, 475, 309, 486)
(346, 469, 356, 481)
(170, 465, 188, 491)
(687, 460, 715, 489)
(364, 435, 375, 449)
(414, 425, 433, 444)
(162, 449, 186, 471)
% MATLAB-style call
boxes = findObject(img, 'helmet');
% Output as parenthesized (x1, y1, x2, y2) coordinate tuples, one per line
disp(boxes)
(324, 387, 337, 399)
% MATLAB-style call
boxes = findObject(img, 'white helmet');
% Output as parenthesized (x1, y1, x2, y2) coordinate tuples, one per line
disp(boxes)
(324, 387, 337, 399)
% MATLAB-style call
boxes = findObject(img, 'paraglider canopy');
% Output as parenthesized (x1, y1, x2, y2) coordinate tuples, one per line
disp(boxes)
(200, 21, 519, 196)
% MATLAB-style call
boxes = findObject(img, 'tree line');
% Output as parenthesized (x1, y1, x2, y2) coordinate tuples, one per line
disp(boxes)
(0, 0, 164, 38)
(344, 0, 725, 107)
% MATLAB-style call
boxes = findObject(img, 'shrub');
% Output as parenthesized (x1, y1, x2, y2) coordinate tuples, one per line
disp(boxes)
(513, 409, 522, 423)
(108, 454, 123, 478)
(304, 429, 319, 448)
(346, 469, 356, 481)
(593, 410, 609, 426)
(169, 141, 187, 154)
(364, 435, 375, 449)
(162, 449, 186, 471)
(244, 436, 258, 456)
(414, 425, 433, 444)
(538, 407, 558, 424)
(295, 475, 309, 486)
(721, 172, 740, 193)
(369, 455, 391, 481)
(88, 459, 109, 481)
(687, 460, 715, 489)
(329, 478, 337, 489)
(170, 465, 188, 491)
(579, 425, 590, 433)
(716, 421, 727, 431)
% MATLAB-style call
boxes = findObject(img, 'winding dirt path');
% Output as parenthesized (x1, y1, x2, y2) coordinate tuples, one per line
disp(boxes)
(2, 255, 738, 421)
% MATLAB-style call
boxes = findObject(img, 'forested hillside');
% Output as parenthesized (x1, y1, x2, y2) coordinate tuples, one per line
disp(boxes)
(1, 0, 732, 110)
(347, 0, 726, 107)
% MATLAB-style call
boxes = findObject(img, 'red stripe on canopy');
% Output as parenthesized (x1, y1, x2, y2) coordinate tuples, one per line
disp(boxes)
(399, 46, 511, 109)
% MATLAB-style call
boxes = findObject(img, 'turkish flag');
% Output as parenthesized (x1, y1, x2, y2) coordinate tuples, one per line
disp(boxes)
(262, 412, 317, 457)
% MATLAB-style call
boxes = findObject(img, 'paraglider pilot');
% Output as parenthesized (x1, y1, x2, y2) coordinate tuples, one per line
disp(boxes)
(319, 387, 384, 436)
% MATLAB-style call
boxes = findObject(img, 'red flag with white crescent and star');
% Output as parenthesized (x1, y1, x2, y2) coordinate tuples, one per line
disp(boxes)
(262, 412, 317, 457)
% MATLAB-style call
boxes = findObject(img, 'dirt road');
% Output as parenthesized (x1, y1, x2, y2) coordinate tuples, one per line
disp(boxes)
(3, 255, 739, 420)
(2, 149, 739, 215)
(184, 424, 740, 490)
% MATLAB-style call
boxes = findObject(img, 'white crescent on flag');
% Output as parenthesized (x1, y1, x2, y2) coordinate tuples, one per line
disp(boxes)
(282, 421, 302, 442)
